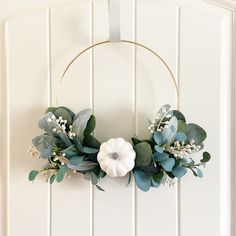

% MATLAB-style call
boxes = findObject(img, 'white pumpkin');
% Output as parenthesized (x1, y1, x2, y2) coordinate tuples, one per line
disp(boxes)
(97, 138, 136, 177)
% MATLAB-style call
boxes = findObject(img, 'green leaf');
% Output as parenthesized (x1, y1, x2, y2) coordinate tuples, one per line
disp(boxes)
(54, 107, 72, 125)
(56, 166, 69, 182)
(83, 135, 101, 149)
(58, 106, 75, 119)
(175, 132, 187, 142)
(173, 110, 186, 122)
(84, 115, 96, 135)
(134, 169, 151, 192)
(99, 170, 106, 179)
(131, 137, 142, 145)
(186, 123, 207, 145)
(177, 120, 188, 134)
(172, 166, 187, 178)
(155, 104, 173, 127)
(134, 142, 152, 167)
(153, 171, 164, 184)
(196, 168, 203, 178)
(28, 170, 39, 181)
(72, 114, 90, 140)
(45, 107, 57, 114)
(153, 152, 169, 162)
(67, 161, 98, 171)
(162, 116, 177, 144)
(50, 174, 56, 184)
(160, 158, 175, 172)
(95, 185, 105, 191)
(154, 132, 163, 145)
(201, 151, 211, 163)
(85, 171, 98, 185)
(69, 156, 84, 165)
(83, 147, 99, 154)
(32, 134, 57, 159)
(61, 145, 78, 158)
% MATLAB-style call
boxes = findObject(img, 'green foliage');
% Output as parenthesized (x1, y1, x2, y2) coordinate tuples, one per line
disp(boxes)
(28, 170, 39, 182)
(201, 152, 211, 163)
(186, 123, 207, 145)
(162, 116, 177, 144)
(83, 135, 101, 149)
(30, 104, 211, 192)
(50, 174, 56, 184)
(56, 166, 69, 182)
(153, 171, 164, 184)
(134, 142, 152, 167)
(54, 107, 73, 125)
(177, 120, 188, 133)
(173, 110, 186, 122)
(134, 169, 151, 192)
(84, 115, 96, 136)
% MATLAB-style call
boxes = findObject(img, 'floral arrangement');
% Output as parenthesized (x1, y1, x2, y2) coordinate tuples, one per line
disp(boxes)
(28, 104, 211, 192)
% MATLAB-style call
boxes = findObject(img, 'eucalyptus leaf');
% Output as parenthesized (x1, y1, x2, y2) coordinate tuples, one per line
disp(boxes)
(134, 169, 151, 192)
(153, 152, 169, 162)
(85, 171, 98, 185)
(134, 142, 152, 167)
(68, 156, 84, 165)
(58, 106, 75, 119)
(73, 108, 92, 122)
(177, 120, 188, 133)
(154, 132, 163, 145)
(72, 114, 91, 140)
(173, 110, 186, 122)
(54, 107, 72, 125)
(32, 134, 57, 159)
(99, 170, 106, 179)
(160, 158, 175, 172)
(50, 174, 56, 184)
(28, 170, 39, 181)
(172, 166, 187, 178)
(196, 168, 203, 178)
(83, 147, 99, 154)
(84, 115, 96, 136)
(154, 145, 164, 153)
(153, 171, 164, 184)
(175, 132, 187, 142)
(67, 161, 98, 171)
(56, 166, 69, 182)
(58, 131, 72, 147)
(201, 152, 211, 163)
(155, 104, 173, 128)
(38, 112, 57, 135)
(131, 137, 142, 145)
(45, 107, 57, 114)
(151, 178, 160, 188)
(186, 123, 207, 145)
(162, 116, 177, 144)
(95, 185, 105, 191)
(61, 145, 78, 158)
(83, 135, 101, 149)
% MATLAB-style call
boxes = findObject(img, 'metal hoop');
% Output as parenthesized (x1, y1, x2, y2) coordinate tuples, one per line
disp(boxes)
(56, 39, 179, 105)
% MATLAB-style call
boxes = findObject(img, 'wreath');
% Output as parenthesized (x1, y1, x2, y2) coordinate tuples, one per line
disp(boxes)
(28, 104, 211, 192)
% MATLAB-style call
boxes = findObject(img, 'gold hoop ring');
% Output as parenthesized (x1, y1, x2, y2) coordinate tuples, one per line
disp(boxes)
(56, 40, 179, 105)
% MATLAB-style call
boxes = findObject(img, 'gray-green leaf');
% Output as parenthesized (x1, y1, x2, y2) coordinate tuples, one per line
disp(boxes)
(134, 142, 152, 167)
(28, 170, 39, 181)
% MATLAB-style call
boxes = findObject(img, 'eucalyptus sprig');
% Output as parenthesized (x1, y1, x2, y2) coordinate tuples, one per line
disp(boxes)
(28, 105, 211, 192)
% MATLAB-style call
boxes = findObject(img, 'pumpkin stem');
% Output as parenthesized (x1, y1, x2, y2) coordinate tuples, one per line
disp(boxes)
(112, 153, 119, 160)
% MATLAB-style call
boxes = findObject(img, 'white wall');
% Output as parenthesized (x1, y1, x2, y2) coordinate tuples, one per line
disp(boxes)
(0, 1, 235, 236)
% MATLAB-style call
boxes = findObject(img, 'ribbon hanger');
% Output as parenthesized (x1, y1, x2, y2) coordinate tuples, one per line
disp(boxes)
(109, 0, 121, 42)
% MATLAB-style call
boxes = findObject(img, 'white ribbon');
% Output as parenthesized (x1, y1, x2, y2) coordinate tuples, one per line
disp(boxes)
(109, 0, 121, 42)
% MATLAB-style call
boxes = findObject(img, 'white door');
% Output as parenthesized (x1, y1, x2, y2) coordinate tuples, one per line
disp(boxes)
(0, 1, 235, 236)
